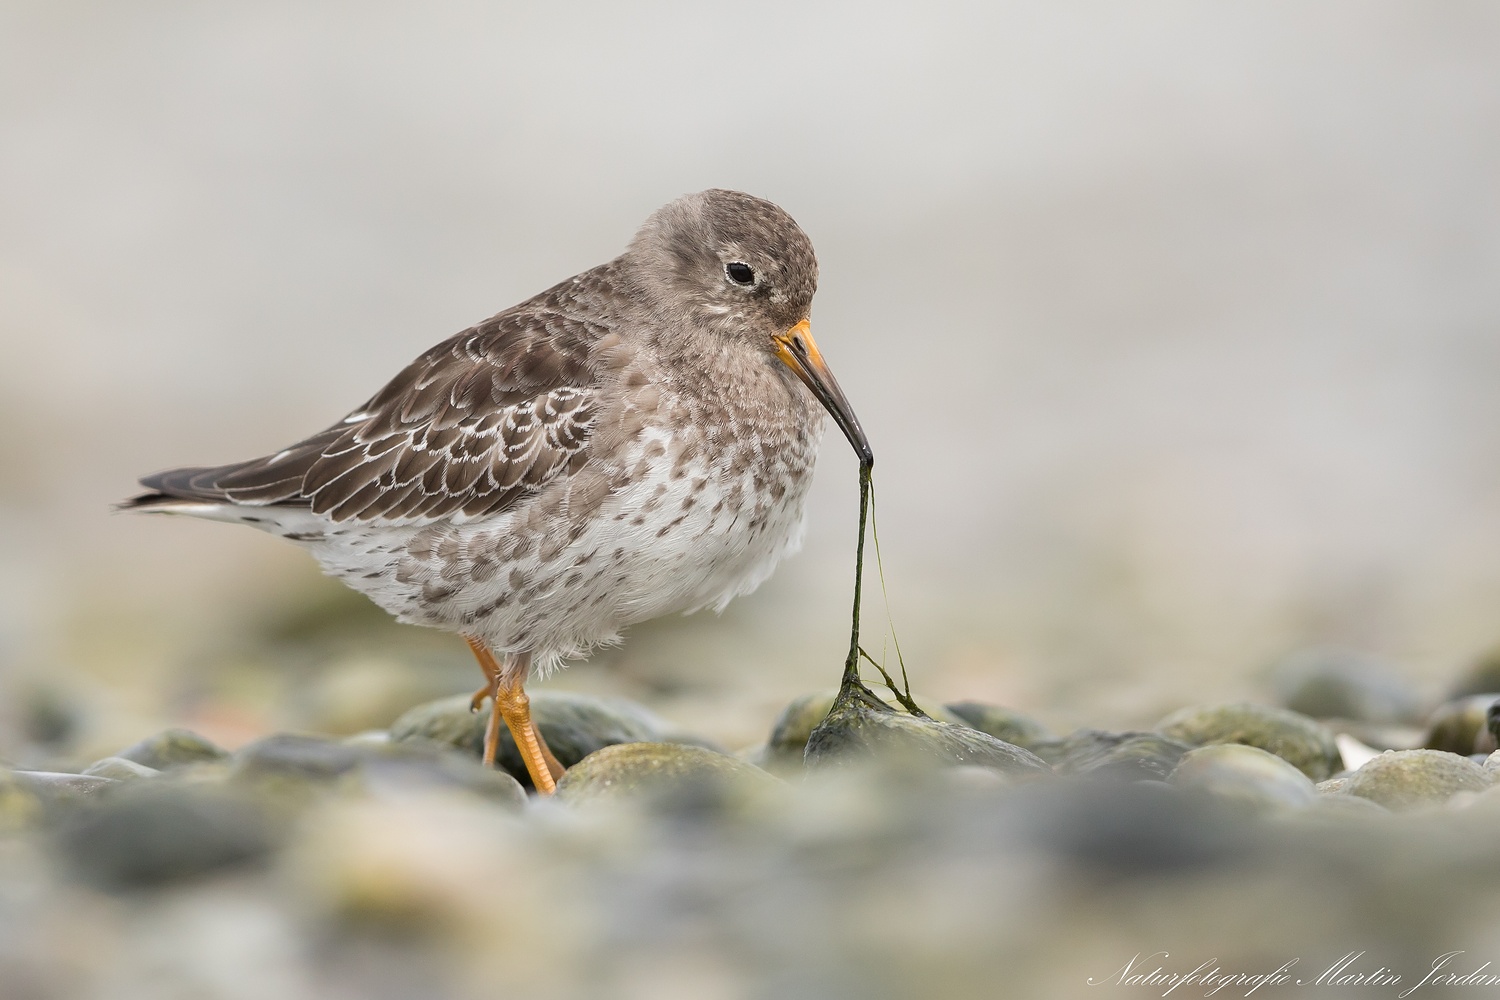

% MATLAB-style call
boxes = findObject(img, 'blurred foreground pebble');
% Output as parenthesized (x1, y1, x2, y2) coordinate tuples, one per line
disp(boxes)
(2, 680, 1499, 998)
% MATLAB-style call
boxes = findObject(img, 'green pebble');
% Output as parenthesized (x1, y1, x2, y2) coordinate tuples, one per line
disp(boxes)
(1341, 749, 1492, 811)
(1156, 702, 1342, 782)
(555, 742, 782, 806)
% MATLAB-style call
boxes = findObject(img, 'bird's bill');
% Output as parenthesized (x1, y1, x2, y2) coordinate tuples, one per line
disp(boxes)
(773, 319, 873, 465)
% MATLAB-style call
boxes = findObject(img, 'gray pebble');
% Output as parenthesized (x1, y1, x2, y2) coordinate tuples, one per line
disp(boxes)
(233, 732, 525, 808)
(1035, 730, 1191, 781)
(1302, 793, 1391, 821)
(12, 770, 116, 800)
(942, 701, 1053, 750)
(52, 781, 278, 890)
(1170, 744, 1317, 811)
(82, 757, 160, 782)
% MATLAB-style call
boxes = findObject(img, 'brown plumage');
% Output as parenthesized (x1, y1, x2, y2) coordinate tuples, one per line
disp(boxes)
(124, 189, 871, 793)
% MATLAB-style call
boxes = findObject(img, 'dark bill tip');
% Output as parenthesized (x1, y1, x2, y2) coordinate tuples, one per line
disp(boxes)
(773, 320, 873, 465)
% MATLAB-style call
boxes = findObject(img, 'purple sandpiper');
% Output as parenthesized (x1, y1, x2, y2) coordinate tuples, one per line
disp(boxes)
(123, 189, 871, 793)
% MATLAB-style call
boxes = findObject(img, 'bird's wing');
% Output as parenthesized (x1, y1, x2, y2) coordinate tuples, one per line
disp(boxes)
(134, 305, 608, 523)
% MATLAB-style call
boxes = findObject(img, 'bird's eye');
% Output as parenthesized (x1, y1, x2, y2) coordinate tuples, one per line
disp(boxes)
(725, 261, 756, 286)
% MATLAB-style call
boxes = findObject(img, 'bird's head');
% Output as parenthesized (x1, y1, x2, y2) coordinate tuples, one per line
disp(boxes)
(627, 189, 871, 465)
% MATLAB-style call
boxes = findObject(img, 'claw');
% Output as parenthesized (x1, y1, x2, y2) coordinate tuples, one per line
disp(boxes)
(469, 684, 492, 714)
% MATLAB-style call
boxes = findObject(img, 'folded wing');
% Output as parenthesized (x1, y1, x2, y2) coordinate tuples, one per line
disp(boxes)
(128, 305, 606, 523)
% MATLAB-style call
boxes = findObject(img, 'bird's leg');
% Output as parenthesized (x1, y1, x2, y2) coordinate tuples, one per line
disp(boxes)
(465, 637, 504, 764)
(464, 639, 563, 793)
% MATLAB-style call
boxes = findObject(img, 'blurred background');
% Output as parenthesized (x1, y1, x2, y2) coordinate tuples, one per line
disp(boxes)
(3, 1, 1499, 761)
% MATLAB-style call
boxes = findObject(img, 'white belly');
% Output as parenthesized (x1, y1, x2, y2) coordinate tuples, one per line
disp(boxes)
(302, 417, 825, 673)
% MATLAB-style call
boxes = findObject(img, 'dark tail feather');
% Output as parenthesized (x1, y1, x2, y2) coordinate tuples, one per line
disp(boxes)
(117, 465, 243, 512)
(119, 426, 341, 513)
(119, 453, 318, 513)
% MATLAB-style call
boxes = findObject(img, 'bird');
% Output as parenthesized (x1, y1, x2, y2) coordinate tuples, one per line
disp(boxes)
(122, 189, 872, 794)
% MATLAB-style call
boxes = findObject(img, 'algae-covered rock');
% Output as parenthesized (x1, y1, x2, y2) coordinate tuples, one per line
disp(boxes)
(764, 689, 966, 775)
(555, 742, 781, 806)
(942, 701, 1053, 751)
(391, 690, 696, 790)
(115, 728, 230, 770)
(1156, 702, 1341, 782)
(803, 684, 1047, 777)
(1170, 744, 1317, 811)
(1342, 749, 1491, 811)
(1035, 730, 1190, 781)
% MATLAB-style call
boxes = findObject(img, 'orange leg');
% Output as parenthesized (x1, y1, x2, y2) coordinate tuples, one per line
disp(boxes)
(465, 638, 565, 793)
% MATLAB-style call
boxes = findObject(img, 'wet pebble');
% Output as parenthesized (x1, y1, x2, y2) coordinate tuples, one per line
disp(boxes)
(942, 701, 1053, 751)
(1170, 743, 1318, 811)
(115, 728, 230, 770)
(82, 756, 160, 782)
(1034, 729, 1190, 781)
(1156, 702, 1342, 781)
(1270, 646, 1423, 724)
(1340, 749, 1492, 811)
(12, 770, 117, 801)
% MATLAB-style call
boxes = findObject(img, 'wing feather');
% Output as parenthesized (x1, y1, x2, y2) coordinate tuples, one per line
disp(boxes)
(127, 270, 622, 524)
